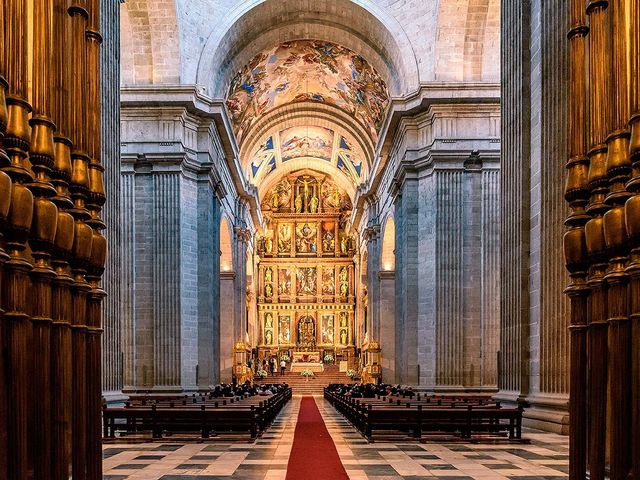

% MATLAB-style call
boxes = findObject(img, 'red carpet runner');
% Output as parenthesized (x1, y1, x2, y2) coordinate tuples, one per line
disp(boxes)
(286, 396, 349, 480)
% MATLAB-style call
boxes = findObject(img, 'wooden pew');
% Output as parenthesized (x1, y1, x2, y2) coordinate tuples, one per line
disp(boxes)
(324, 388, 523, 442)
(103, 386, 292, 440)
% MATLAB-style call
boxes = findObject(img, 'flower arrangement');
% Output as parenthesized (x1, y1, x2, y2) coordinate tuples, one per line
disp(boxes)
(300, 369, 315, 377)
(323, 353, 334, 363)
(255, 369, 268, 379)
(346, 369, 357, 379)
(280, 354, 290, 362)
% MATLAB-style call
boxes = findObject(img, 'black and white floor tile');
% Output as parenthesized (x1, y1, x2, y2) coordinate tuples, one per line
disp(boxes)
(103, 396, 569, 479)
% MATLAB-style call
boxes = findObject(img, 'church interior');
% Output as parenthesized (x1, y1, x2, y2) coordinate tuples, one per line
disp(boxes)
(0, 0, 639, 478)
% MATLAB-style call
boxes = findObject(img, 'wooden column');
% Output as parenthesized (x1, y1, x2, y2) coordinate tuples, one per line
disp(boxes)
(568, 0, 639, 478)
(565, 0, 590, 478)
(0, 0, 11, 475)
(603, 1, 633, 477)
(1, 0, 107, 476)
(2, 1, 35, 478)
(624, 1, 640, 479)
(85, 0, 105, 473)
(68, 1, 92, 477)
(50, 0, 76, 477)
(28, 0, 60, 476)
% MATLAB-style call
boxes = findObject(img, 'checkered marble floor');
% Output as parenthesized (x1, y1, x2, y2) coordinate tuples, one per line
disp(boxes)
(103, 396, 569, 479)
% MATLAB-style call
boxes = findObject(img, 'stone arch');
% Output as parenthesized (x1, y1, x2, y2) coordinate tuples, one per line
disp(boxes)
(120, 0, 181, 84)
(434, 0, 500, 81)
(381, 216, 395, 271)
(220, 216, 234, 272)
(195, 0, 420, 98)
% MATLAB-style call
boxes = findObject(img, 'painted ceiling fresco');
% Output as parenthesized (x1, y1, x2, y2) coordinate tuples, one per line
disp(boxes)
(280, 126, 333, 162)
(248, 128, 366, 186)
(227, 40, 390, 144)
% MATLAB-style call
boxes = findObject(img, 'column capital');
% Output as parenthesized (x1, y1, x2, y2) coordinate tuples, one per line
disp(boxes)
(234, 226, 252, 243)
(364, 224, 381, 241)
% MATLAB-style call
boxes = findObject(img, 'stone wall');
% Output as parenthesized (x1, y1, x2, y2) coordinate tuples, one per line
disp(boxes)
(499, 0, 570, 433)
(116, 88, 254, 391)
(363, 94, 501, 389)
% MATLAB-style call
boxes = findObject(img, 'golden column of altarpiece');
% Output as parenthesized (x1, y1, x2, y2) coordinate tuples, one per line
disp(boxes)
(256, 171, 357, 362)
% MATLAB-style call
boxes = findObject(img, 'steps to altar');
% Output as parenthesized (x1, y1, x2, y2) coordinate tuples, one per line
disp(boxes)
(259, 364, 354, 395)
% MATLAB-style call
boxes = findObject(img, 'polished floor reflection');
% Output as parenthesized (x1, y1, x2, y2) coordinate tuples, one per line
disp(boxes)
(103, 396, 569, 479)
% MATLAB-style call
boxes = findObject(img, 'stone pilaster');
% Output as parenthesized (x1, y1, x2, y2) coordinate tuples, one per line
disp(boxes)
(499, 0, 532, 404)
(100, 0, 122, 399)
(524, 0, 570, 433)
(393, 167, 421, 385)
(500, 0, 570, 433)
(378, 270, 396, 382)
(481, 169, 500, 386)
(462, 154, 483, 387)
(197, 192, 221, 388)
(435, 168, 464, 388)
(365, 221, 381, 341)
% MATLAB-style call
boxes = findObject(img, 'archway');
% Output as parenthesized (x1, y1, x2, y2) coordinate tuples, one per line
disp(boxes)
(381, 216, 396, 271)
(219, 216, 236, 382)
(379, 216, 397, 382)
(220, 216, 233, 273)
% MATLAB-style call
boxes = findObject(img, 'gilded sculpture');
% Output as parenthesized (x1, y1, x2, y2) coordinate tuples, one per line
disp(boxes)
(322, 269, 335, 295)
(278, 223, 292, 253)
(257, 171, 355, 355)
(278, 269, 291, 295)
(309, 195, 319, 214)
(322, 224, 335, 252)
(295, 222, 317, 253)
(297, 316, 316, 347)
(296, 267, 317, 295)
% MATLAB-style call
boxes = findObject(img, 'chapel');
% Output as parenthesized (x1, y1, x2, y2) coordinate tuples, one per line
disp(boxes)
(0, 1, 638, 479)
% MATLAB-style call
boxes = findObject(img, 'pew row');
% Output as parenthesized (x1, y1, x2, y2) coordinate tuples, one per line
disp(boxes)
(103, 387, 292, 440)
(324, 388, 523, 442)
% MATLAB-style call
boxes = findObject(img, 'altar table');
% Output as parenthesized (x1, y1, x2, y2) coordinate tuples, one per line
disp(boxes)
(290, 362, 324, 373)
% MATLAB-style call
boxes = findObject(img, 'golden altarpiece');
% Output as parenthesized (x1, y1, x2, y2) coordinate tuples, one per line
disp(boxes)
(256, 171, 356, 364)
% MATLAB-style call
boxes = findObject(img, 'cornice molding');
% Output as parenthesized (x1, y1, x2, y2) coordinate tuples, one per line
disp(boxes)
(120, 84, 263, 229)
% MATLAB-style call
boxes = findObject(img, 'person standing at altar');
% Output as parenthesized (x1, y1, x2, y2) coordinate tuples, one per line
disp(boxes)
(280, 359, 286, 376)
(270, 357, 277, 376)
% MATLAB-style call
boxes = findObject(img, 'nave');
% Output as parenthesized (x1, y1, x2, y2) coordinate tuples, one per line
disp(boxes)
(103, 397, 569, 480)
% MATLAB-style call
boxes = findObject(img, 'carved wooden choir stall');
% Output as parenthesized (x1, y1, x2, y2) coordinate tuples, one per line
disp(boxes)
(1, 1, 107, 478)
(565, 0, 639, 479)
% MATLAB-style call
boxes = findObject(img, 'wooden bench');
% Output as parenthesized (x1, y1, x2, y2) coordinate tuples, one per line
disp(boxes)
(324, 388, 523, 441)
(103, 387, 292, 440)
